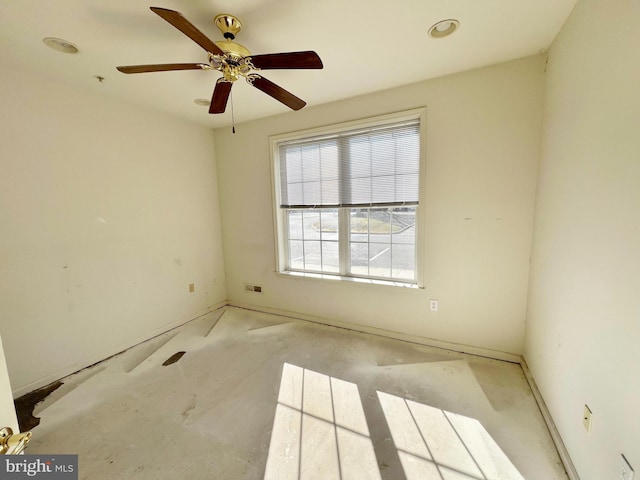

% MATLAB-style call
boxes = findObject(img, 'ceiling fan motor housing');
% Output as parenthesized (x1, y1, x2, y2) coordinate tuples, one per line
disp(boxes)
(211, 15, 252, 81)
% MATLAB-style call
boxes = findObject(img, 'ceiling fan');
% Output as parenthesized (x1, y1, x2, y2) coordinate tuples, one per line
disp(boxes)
(117, 7, 323, 114)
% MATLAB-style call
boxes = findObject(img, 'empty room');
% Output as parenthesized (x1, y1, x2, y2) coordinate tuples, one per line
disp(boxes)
(0, 0, 638, 479)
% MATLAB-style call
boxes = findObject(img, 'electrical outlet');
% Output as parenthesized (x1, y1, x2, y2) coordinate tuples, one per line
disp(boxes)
(429, 299, 439, 312)
(583, 405, 592, 432)
(188, 283, 195, 293)
(620, 454, 635, 480)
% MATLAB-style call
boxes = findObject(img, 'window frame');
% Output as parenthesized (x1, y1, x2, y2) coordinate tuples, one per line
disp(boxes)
(270, 108, 427, 288)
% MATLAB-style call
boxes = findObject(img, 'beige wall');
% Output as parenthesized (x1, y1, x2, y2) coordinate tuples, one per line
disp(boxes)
(0, 64, 227, 395)
(215, 55, 545, 358)
(525, 0, 640, 478)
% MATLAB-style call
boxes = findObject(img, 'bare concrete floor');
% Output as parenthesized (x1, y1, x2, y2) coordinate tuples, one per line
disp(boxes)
(28, 307, 568, 479)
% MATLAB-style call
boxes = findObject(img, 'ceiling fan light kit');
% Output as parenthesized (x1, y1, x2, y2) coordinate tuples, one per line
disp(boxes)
(116, 7, 323, 115)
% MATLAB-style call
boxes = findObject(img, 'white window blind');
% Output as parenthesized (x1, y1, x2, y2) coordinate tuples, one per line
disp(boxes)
(278, 120, 420, 209)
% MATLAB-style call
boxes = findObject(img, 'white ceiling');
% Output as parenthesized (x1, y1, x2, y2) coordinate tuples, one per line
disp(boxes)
(0, 0, 576, 129)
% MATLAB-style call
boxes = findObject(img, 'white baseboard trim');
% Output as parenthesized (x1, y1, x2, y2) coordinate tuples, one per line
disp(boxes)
(520, 357, 579, 480)
(13, 298, 578, 480)
(227, 300, 522, 363)
(12, 301, 227, 398)
(230, 302, 579, 477)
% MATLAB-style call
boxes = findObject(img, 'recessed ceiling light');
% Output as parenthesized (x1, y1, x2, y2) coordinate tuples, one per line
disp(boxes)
(43, 37, 79, 54)
(428, 19, 460, 38)
(194, 99, 211, 107)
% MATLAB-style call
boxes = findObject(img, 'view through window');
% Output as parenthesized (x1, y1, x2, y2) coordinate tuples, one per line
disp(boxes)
(273, 111, 423, 284)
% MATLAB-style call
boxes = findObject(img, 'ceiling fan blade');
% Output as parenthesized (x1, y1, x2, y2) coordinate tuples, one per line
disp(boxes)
(116, 63, 208, 74)
(249, 51, 323, 70)
(209, 79, 233, 114)
(150, 7, 224, 56)
(249, 75, 306, 111)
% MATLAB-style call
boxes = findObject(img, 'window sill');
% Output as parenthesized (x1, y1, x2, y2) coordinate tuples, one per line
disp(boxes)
(276, 270, 422, 290)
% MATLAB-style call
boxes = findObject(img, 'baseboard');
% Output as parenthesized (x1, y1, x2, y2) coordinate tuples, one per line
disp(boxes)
(12, 301, 227, 398)
(14, 299, 520, 397)
(229, 302, 580, 477)
(13, 298, 578, 480)
(227, 300, 522, 363)
(520, 356, 580, 480)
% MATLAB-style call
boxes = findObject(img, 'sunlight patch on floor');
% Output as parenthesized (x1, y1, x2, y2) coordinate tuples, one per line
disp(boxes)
(378, 391, 525, 480)
(265, 362, 525, 480)
(264, 363, 381, 480)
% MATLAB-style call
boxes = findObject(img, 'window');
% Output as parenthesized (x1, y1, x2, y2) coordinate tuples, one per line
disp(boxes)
(271, 109, 424, 285)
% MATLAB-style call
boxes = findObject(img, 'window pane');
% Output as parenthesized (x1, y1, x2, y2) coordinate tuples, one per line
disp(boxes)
(391, 207, 416, 280)
(304, 211, 321, 240)
(322, 241, 339, 273)
(350, 209, 369, 238)
(369, 243, 391, 278)
(320, 210, 339, 241)
(288, 210, 303, 240)
(290, 205, 418, 280)
(289, 240, 304, 270)
(303, 240, 322, 272)
(286, 208, 343, 274)
(392, 208, 416, 244)
(392, 244, 415, 280)
(346, 206, 416, 282)
(368, 208, 392, 244)
(350, 243, 368, 276)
